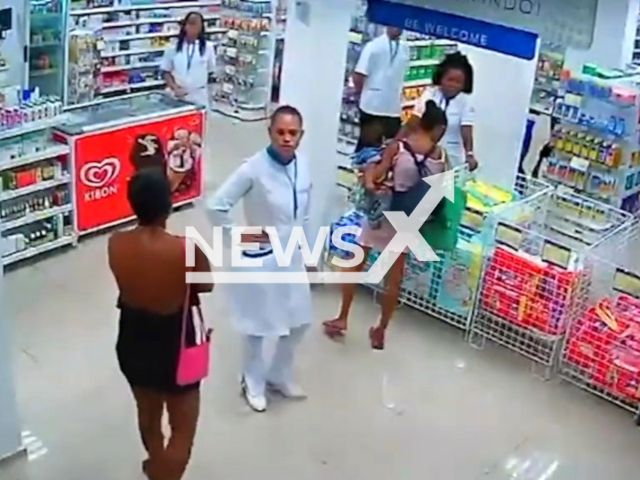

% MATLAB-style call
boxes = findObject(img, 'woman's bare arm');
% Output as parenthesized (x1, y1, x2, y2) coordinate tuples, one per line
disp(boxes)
(194, 244, 214, 293)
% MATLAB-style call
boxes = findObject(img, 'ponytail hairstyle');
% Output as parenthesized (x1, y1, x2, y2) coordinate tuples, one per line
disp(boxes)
(176, 11, 207, 56)
(432, 52, 474, 94)
(419, 100, 448, 132)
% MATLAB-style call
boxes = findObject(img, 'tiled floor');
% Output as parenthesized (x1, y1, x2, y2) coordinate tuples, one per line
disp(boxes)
(1, 115, 640, 480)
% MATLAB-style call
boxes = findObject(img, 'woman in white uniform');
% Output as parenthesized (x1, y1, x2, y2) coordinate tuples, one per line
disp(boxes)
(161, 12, 216, 109)
(399, 52, 477, 170)
(206, 106, 312, 413)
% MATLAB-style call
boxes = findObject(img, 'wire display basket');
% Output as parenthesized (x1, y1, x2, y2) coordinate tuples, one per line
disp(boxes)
(560, 222, 640, 412)
(361, 173, 553, 331)
(469, 187, 635, 379)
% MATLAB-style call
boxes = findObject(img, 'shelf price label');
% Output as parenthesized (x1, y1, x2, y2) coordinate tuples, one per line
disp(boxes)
(460, 208, 483, 233)
(541, 239, 572, 269)
(613, 268, 640, 299)
(494, 222, 522, 250)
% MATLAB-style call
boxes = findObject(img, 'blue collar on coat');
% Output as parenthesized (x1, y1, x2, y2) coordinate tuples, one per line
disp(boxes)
(266, 145, 296, 165)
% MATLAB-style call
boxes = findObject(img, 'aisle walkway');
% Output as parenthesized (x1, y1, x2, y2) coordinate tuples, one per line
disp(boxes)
(1, 116, 640, 480)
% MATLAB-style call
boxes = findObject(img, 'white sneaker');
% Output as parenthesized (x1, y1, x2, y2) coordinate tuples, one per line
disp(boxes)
(267, 381, 307, 400)
(241, 378, 266, 412)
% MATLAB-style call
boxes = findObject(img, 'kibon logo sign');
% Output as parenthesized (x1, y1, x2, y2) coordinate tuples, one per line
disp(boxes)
(79, 157, 121, 202)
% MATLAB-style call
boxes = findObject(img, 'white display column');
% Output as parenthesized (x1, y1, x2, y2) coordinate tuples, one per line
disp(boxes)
(564, 0, 640, 70)
(0, 269, 22, 461)
(459, 44, 538, 188)
(279, 0, 357, 240)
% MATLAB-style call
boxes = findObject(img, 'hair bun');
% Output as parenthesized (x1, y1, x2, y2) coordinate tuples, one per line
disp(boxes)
(424, 99, 440, 112)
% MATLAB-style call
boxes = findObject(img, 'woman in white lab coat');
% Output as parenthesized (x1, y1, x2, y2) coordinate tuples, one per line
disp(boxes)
(400, 52, 478, 170)
(206, 105, 312, 413)
(161, 11, 216, 108)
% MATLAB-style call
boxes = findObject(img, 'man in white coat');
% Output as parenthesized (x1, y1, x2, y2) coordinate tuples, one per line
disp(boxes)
(205, 105, 313, 412)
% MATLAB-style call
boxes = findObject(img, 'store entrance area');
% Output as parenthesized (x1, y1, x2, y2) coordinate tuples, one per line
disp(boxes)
(0, 115, 639, 480)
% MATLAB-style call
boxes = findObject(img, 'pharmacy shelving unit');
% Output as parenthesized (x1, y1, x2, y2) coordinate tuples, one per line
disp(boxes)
(530, 42, 564, 116)
(28, 0, 66, 98)
(542, 67, 640, 215)
(0, 117, 77, 266)
(212, 0, 275, 121)
(64, 0, 226, 109)
(337, 31, 458, 156)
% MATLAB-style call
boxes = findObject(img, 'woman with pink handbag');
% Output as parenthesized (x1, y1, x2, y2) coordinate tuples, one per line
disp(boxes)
(108, 169, 213, 480)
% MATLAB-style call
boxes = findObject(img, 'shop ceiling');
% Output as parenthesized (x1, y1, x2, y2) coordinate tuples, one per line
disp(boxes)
(368, 0, 598, 49)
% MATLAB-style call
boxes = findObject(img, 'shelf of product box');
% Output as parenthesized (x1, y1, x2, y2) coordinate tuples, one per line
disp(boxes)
(0, 176, 71, 203)
(1, 204, 73, 232)
(30, 69, 59, 78)
(99, 79, 165, 94)
(102, 27, 228, 43)
(101, 61, 161, 73)
(0, 116, 68, 142)
(0, 145, 70, 172)
(69, 1, 223, 16)
(403, 78, 431, 89)
(3, 235, 77, 266)
(101, 14, 222, 29)
(100, 46, 167, 58)
(30, 41, 62, 49)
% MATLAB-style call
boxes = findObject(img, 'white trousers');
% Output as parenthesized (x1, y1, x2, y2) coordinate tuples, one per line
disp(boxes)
(242, 324, 309, 396)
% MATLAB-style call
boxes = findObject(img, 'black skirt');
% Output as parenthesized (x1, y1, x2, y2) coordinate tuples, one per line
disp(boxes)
(116, 299, 199, 393)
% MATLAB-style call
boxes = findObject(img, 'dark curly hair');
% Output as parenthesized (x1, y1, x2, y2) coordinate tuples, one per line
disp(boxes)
(432, 52, 474, 94)
(128, 169, 172, 226)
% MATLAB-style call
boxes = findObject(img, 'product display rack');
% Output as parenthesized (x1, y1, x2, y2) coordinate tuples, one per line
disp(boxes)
(64, 0, 226, 108)
(0, 108, 76, 266)
(212, 0, 274, 121)
(337, 20, 457, 156)
(543, 66, 640, 214)
(530, 42, 564, 116)
(560, 225, 640, 413)
(28, 0, 67, 98)
(470, 189, 634, 379)
(331, 160, 556, 332)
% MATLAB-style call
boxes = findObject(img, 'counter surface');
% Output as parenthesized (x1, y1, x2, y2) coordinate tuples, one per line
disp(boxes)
(56, 93, 202, 135)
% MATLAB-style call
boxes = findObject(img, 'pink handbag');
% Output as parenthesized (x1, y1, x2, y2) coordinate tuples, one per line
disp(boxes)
(176, 258, 212, 386)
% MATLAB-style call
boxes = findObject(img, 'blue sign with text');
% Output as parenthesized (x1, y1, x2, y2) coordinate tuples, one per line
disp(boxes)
(366, 0, 538, 60)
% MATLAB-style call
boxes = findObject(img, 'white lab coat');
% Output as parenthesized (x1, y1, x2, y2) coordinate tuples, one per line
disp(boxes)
(205, 149, 313, 337)
(355, 33, 410, 117)
(160, 40, 216, 108)
(413, 86, 475, 167)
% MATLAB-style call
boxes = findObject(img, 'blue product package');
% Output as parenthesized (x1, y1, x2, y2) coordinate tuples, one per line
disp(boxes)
(329, 210, 364, 260)
(435, 239, 483, 317)
(402, 253, 434, 298)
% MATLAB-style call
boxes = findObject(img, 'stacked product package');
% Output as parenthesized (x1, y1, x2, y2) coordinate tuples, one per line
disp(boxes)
(564, 294, 640, 404)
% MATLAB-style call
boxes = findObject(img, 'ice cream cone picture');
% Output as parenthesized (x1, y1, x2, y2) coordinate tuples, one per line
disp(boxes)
(129, 133, 167, 175)
(167, 128, 201, 193)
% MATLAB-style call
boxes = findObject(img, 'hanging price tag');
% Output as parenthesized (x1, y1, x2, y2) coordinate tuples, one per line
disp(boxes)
(541, 239, 571, 269)
(613, 268, 640, 299)
(495, 222, 522, 250)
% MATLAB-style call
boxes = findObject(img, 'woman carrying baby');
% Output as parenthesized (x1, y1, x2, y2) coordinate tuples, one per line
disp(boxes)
(324, 100, 449, 350)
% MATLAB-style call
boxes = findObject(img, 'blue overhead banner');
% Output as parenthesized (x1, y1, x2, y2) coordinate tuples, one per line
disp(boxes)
(366, 0, 538, 60)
